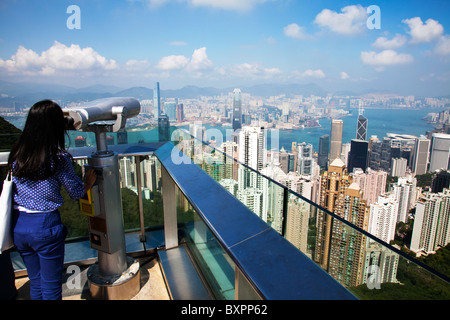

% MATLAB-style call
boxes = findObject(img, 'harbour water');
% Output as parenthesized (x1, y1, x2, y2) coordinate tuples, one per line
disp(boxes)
(4, 107, 444, 153)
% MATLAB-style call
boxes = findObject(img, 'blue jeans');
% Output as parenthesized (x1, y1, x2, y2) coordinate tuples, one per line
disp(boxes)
(12, 209, 67, 300)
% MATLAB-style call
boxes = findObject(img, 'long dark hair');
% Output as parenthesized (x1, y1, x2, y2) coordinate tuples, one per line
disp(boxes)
(8, 99, 68, 180)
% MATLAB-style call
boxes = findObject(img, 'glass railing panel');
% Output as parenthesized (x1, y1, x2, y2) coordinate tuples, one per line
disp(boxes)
(176, 187, 236, 300)
(285, 189, 450, 299)
(117, 155, 164, 232)
(171, 128, 286, 233)
(170, 128, 450, 300)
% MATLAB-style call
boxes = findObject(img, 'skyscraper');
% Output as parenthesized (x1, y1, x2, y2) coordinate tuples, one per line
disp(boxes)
(232, 88, 242, 131)
(153, 81, 161, 119)
(411, 189, 450, 254)
(318, 135, 330, 169)
(347, 139, 369, 173)
(356, 111, 368, 141)
(329, 119, 343, 162)
(315, 159, 370, 286)
(429, 133, 450, 172)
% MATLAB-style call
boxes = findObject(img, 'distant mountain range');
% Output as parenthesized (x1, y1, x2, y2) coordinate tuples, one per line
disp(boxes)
(1, 80, 449, 110)
(0, 80, 339, 109)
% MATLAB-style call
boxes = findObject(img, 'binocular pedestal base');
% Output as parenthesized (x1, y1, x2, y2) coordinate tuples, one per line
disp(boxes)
(87, 256, 141, 300)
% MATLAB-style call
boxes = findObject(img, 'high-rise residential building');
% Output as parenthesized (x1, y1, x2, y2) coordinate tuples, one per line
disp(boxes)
(316, 159, 371, 286)
(362, 242, 399, 287)
(238, 126, 265, 190)
(153, 81, 161, 119)
(411, 189, 450, 254)
(429, 133, 450, 172)
(238, 126, 265, 172)
(315, 158, 351, 270)
(330, 182, 369, 287)
(318, 134, 329, 169)
(347, 139, 369, 173)
(232, 88, 242, 131)
(351, 168, 387, 205)
(368, 193, 399, 243)
(285, 197, 312, 255)
(329, 119, 343, 162)
(356, 113, 368, 141)
(392, 176, 417, 223)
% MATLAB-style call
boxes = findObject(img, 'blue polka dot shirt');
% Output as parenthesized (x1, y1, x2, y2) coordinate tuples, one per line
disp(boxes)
(13, 152, 85, 212)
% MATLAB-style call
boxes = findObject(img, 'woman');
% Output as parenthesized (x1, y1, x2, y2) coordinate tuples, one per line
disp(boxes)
(8, 99, 96, 300)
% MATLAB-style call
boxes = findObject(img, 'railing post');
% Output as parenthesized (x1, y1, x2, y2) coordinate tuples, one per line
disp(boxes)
(161, 165, 178, 249)
(135, 155, 147, 244)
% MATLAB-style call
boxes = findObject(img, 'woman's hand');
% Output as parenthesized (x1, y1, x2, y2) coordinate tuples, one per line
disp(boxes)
(83, 168, 97, 192)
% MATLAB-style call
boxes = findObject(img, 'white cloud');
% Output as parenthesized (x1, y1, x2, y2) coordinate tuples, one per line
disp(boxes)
(435, 35, 450, 55)
(156, 55, 189, 70)
(314, 5, 367, 35)
(402, 17, 444, 44)
(229, 62, 282, 79)
(0, 41, 117, 75)
(156, 47, 213, 73)
(187, 47, 213, 71)
(372, 34, 407, 49)
(360, 50, 413, 70)
(301, 69, 326, 78)
(291, 69, 326, 79)
(340, 71, 350, 80)
(283, 23, 308, 39)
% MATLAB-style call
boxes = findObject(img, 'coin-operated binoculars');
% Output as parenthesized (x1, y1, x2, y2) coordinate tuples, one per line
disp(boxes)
(63, 97, 141, 300)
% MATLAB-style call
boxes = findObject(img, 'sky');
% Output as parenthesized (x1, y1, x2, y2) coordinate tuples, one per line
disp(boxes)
(0, 0, 450, 96)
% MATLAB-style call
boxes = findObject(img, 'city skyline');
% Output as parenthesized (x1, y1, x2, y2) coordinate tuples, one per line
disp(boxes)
(0, 1, 450, 97)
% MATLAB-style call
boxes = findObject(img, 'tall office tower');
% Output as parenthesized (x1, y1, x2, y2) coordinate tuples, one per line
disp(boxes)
(329, 119, 343, 162)
(153, 81, 161, 119)
(318, 135, 330, 169)
(431, 170, 450, 193)
(351, 168, 387, 205)
(368, 136, 381, 170)
(279, 148, 295, 174)
(429, 133, 450, 172)
(380, 137, 392, 173)
(368, 193, 399, 243)
(411, 189, 450, 254)
(232, 88, 242, 131)
(164, 101, 177, 121)
(329, 183, 370, 287)
(391, 157, 407, 177)
(158, 115, 170, 142)
(176, 103, 184, 122)
(392, 176, 417, 223)
(315, 158, 352, 270)
(356, 109, 368, 141)
(347, 139, 369, 173)
(297, 142, 314, 175)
